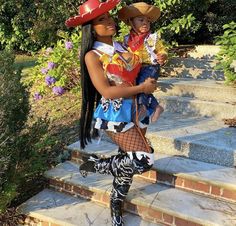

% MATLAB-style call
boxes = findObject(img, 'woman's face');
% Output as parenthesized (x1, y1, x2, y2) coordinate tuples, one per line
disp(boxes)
(92, 13, 116, 37)
(131, 15, 151, 34)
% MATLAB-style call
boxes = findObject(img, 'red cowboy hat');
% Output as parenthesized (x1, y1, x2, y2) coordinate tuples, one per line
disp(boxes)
(65, 0, 120, 27)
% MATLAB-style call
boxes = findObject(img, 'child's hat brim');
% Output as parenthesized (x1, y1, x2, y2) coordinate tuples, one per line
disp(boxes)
(118, 2, 161, 25)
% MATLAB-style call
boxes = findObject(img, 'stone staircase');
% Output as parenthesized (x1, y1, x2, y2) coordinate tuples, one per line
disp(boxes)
(163, 45, 224, 81)
(18, 45, 236, 226)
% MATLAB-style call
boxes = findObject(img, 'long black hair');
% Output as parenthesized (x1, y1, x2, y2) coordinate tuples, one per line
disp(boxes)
(79, 22, 101, 149)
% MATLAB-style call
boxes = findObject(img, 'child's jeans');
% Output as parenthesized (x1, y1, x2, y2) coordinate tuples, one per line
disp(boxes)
(136, 65, 160, 116)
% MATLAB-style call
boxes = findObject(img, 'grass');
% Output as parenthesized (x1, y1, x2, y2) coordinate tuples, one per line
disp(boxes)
(15, 54, 37, 69)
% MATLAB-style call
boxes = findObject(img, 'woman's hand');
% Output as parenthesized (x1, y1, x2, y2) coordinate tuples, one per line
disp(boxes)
(156, 53, 168, 66)
(140, 78, 157, 94)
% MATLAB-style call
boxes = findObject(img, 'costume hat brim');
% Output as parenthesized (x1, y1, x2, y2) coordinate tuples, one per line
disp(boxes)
(66, 0, 120, 27)
(118, 2, 161, 25)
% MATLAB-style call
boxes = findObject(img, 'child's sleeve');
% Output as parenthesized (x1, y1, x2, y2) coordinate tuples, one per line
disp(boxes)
(155, 38, 168, 56)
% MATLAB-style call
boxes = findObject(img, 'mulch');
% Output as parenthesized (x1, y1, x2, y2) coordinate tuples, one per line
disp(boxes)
(223, 118, 236, 127)
(0, 208, 25, 226)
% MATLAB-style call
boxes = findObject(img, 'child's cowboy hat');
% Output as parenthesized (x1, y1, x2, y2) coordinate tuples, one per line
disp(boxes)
(65, 0, 120, 27)
(118, 2, 161, 25)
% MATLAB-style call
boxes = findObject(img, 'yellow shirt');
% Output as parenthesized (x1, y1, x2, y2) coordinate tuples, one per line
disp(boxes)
(125, 33, 167, 65)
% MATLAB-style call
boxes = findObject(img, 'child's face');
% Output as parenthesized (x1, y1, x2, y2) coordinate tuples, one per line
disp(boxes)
(131, 15, 151, 34)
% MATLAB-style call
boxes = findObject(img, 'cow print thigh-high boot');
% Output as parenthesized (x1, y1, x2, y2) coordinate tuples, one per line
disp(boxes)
(79, 148, 154, 226)
(79, 151, 134, 226)
(110, 176, 133, 226)
(79, 150, 134, 178)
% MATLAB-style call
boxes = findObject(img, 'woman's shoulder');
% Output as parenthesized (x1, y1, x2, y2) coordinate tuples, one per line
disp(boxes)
(85, 50, 102, 66)
(85, 50, 99, 57)
(85, 50, 101, 60)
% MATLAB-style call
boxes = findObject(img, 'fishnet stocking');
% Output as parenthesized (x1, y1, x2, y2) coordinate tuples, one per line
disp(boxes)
(106, 126, 150, 153)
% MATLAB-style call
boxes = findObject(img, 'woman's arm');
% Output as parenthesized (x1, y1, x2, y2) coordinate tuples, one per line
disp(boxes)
(85, 51, 156, 99)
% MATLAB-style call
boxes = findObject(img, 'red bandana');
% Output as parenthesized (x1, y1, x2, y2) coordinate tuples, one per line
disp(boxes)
(128, 31, 150, 52)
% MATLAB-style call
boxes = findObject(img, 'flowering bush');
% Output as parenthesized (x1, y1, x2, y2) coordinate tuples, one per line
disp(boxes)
(25, 31, 81, 99)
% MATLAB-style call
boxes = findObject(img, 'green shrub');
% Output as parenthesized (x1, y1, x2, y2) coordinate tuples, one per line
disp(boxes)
(0, 50, 49, 213)
(1, 0, 235, 52)
(24, 31, 81, 99)
(0, 0, 41, 52)
(200, 0, 236, 44)
(215, 22, 236, 84)
(0, 0, 81, 52)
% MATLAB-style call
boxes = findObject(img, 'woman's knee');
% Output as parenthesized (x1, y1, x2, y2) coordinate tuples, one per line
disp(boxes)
(127, 149, 154, 174)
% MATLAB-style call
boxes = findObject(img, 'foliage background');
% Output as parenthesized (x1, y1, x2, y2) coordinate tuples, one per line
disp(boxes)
(215, 22, 236, 84)
(0, 0, 235, 52)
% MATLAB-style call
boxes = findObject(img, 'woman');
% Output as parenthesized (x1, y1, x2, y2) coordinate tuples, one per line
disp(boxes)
(66, 1, 157, 225)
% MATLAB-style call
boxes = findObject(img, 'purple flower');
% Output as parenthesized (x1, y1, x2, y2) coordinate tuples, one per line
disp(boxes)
(52, 86, 65, 95)
(45, 76, 56, 86)
(34, 92, 42, 100)
(65, 41, 73, 50)
(47, 62, 56, 70)
(41, 68, 48, 74)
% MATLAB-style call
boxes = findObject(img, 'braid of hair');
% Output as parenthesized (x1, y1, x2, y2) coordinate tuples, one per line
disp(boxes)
(79, 22, 100, 149)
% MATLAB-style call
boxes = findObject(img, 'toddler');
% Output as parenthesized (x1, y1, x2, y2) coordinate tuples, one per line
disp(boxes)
(118, 2, 168, 122)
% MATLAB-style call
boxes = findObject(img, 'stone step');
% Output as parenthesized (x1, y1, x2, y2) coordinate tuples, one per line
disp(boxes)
(157, 78, 236, 103)
(68, 113, 236, 167)
(18, 189, 160, 226)
(162, 66, 224, 80)
(44, 162, 236, 226)
(166, 57, 219, 70)
(158, 96, 236, 120)
(69, 140, 236, 203)
(184, 45, 221, 59)
(174, 45, 220, 59)
(147, 112, 236, 167)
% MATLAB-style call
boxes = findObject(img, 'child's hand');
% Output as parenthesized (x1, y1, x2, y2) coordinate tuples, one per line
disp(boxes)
(140, 78, 157, 94)
(156, 53, 168, 66)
